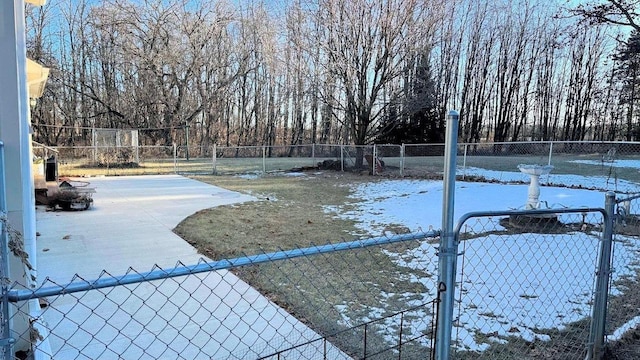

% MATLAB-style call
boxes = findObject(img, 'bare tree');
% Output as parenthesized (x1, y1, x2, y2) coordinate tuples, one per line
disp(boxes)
(27, 0, 623, 149)
(561, 26, 607, 141)
(309, 0, 442, 165)
(571, 0, 640, 31)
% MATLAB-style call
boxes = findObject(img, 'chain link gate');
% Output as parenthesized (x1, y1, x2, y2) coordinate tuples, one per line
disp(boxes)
(605, 192, 640, 358)
(444, 206, 614, 359)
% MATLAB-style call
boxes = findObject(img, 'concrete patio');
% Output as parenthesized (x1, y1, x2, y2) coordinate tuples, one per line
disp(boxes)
(33, 175, 348, 359)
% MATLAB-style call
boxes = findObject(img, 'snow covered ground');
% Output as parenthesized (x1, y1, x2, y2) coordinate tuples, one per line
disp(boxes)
(325, 167, 640, 352)
(571, 159, 640, 169)
(462, 165, 640, 193)
(329, 167, 637, 236)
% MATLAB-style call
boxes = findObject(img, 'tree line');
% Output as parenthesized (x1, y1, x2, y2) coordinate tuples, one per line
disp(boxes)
(25, 0, 640, 152)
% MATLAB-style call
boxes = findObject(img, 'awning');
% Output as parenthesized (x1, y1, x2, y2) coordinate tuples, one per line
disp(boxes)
(26, 58, 50, 98)
(25, 0, 47, 5)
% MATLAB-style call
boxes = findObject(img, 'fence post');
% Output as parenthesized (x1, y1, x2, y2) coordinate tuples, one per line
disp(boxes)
(340, 146, 344, 172)
(92, 128, 97, 163)
(212, 144, 217, 175)
(548, 141, 553, 166)
(400, 144, 405, 177)
(587, 191, 616, 359)
(462, 143, 468, 180)
(262, 146, 266, 174)
(372, 144, 377, 175)
(435, 110, 460, 360)
(173, 143, 177, 173)
(312, 143, 315, 165)
(185, 124, 190, 161)
(132, 131, 140, 165)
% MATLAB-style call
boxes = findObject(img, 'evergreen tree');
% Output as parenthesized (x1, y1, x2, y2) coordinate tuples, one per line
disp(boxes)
(614, 31, 640, 140)
(377, 54, 442, 144)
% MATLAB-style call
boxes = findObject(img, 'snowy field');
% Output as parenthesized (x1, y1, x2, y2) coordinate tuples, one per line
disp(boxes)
(325, 166, 640, 352)
(463, 164, 640, 193)
(571, 159, 640, 169)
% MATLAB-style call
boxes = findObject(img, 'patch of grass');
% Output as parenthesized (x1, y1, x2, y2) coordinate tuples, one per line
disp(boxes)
(175, 172, 436, 356)
(59, 159, 180, 176)
(453, 318, 592, 360)
(176, 173, 367, 257)
(57, 151, 640, 186)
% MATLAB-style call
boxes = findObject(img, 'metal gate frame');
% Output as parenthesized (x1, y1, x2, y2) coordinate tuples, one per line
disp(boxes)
(435, 199, 614, 360)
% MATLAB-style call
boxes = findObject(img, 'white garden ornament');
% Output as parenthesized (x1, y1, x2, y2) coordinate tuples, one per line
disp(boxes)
(518, 164, 553, 210)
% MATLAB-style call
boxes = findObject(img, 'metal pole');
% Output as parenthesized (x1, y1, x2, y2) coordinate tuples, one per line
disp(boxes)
(132, 130, 139, 164)
(435, 110, 460, 360)
(92, 128, 97, 163)
(586, 191, 615, 360)
(400, 144, 405, 177)
(548, 141, 553, 166)
(262, 146, 266, 174)
(340, 146, 344, 172)
(185, 124, 190, 161)
(462, 144, 468, 180)
(363, 323, 368, 358)
(372, 144, 377, 175)
(212, 144, 217, 175)
(173, 143, 177, 173)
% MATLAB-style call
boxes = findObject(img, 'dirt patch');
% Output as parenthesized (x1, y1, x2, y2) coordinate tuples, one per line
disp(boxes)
(79, 162, 141, 169)
(616, 215, 640, 237)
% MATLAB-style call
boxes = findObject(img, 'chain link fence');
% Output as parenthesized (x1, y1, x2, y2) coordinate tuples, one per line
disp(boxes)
(5, 203, 632, 359)
(37, 141, 640, 192)
(455, 141, 640, 193)
(373, 145, 402, 177)
(7, 233, 443, 360)
(605, 192, 640, 358)
(18, 140, 640, 359)
(449, 209, 611, 359)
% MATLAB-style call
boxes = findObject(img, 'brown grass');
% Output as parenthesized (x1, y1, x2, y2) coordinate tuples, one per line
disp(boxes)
(174, 172, 436, 357)
(175, 172, 371, 258)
